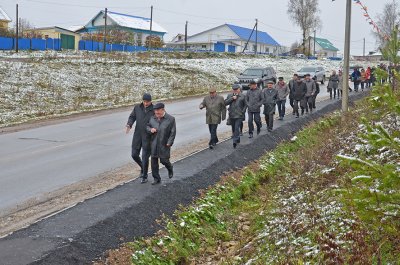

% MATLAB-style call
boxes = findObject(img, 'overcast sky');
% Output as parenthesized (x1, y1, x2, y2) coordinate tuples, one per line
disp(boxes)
(1, 0, 390, 55)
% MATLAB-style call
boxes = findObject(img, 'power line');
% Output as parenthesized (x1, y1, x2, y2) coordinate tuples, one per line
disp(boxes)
(21, 0, 147, 9)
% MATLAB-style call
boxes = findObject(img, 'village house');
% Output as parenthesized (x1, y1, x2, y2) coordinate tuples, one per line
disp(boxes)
(0, 7, 11, 30)
(167, 23, 280, 54)
(306, 36, 340, 58)
(77, 10, 167, 46)
(25, 26, 81, 50)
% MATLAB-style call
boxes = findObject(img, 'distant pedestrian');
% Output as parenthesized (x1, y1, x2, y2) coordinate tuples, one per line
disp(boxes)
(351, 68, 361, 92)
(360, 68, 367, 91)
(366, 67, 372, 88)
(303, 74, 316, 114)
(225, 84, 247, 148)
(338, 70, 343, 99)
(327, 70, 340, 99)
(262, 81, 278, 132)
(126, 93, 154, 184)
(199, 88, 226, 149)
(291, 77, 307, 118)
(275, 77, 290, 120)
(288, 74, 298, 115)
(245, 80, 263, 138)
(147, 103, 176, 185)
(312, 76, 320, 109)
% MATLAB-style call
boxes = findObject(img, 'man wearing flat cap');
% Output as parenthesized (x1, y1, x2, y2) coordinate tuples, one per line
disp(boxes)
(147, 103, 176, 185)
(245, 80, 263, 138)
(199, 88, 226, 149)
(262, 81, 278, 132)
(126, 93, 154, 183)
(225, 84, 247, 148)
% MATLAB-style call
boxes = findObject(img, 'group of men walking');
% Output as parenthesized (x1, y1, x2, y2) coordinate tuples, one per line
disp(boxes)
(125, 75, 321, 183)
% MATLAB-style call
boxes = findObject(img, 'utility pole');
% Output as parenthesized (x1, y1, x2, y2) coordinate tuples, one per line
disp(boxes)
(103, 7, 107, 52)
(16, 4, 19, 53)
(313, 30, 316, 57)
(363, 37, 365, 57)
(184, 21, 188, 51)
(342, 0, 352, 113)
(255, 19, 258, 55)
(149, 5, 153, 49)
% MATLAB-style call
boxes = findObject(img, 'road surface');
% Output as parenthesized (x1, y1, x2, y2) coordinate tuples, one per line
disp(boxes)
(0, 86, 330, 213)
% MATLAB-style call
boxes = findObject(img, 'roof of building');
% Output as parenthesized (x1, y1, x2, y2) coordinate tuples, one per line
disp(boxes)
(26, 26, 81, 35)
(314, 37, 339, 51)
(96, 10, 167, 33)
(67, 25, 85, 32)
(226, 24, 280, 46)
(0, 7, 11, 22)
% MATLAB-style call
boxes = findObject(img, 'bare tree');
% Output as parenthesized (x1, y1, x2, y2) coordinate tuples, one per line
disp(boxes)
(287, 0, 321, 53)
(375, 0, 400, 48)
(12, 18, 34, 37)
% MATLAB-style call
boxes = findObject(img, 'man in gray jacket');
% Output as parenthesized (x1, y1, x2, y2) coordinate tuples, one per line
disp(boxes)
(262, 81, 278, 132)
(126, 93, 154, 183)
(303, 74, 316, 114)
(147, 103, 176, 185)
(245, 80, 263, 138)
(275, 77, 290, 120)
(199, 87, 226, 149)
(225, 84, 247, 148)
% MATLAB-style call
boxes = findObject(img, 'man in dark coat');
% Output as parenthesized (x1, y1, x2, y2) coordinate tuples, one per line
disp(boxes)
(126, 93, 154, 183)
(245, 80, 263, 138)
(288, 74, 298, 115)
(199, 87, 226, 149)
(303, 74, 316, 114)
(291, 78, 307, 118)
(225, 84, 247, 148)
(262, 81, 278, 132)
(147, 103, 176, 185)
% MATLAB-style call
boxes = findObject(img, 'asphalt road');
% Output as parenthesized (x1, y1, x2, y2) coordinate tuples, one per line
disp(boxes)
(0, 85, 330, 213)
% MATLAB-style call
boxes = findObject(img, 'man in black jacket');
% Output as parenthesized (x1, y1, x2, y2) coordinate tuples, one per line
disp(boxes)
(225, 84, 247, 148)
(291, 78, 307, 118)
(126, 93, 154, 183)
(147, 103, 176, 185)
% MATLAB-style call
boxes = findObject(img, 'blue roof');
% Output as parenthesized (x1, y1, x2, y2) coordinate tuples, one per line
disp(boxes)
(226, 24, 280, 46)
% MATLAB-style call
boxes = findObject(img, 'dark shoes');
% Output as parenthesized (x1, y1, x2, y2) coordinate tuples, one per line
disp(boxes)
(257, 128, 261, 135)
(151, 180, 161, 185)
(268, 129, 273, 132)
(141, 178, 148, 184)
(249, 133, 253, 138)
(209, 145, 214, 149)
(233, 143, 237, 149)
(168, 168, 174, 179)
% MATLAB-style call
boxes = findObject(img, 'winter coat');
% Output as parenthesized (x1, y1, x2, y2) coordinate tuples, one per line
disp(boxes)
(288, 79, 296, 99)
(274, 82, 290, 101)
(200, 95, 226, 125)
(291, 81, 307, 101)
(147, 113, 176, 159)
(315, 82, 320, 95)
(262, 88, 278, 115)
(327, 74, 340, 90)
(338, 75, 344, 91)
(351, 70, 361, 83)
(245, 88, 263, 113)
(127, 103, 154, 150)
(304, 79, 316, 97)
(360, 71, 367, 82)
(225, 93, 247, 119)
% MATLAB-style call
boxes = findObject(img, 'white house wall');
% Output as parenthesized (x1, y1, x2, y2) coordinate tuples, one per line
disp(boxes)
(186, 25, 238, 45)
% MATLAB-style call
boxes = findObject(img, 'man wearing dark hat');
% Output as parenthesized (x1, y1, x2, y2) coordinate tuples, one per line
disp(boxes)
(262, 81, 278, 132)
(225, 84, 247, 148)
(199, 88, 226, 149)
(245, 80, 263, 138)
(275, 77, 290, 120)
(147, 103, 176, 185)
(126, 93, 154, 183)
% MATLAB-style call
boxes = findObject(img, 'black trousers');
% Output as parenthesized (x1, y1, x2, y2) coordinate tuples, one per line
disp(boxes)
(293, 99, 301, 116)
(131, 147, 150, 177)
(248, 112, 262, 134)
(304, 96, 313, 112)
(208, 124, 219, 145)
(151, 157, 173, 181)
(265, 113, 274, 130)
(329, 88, 337, 99)
(230, 118, 242, 144)
(276, 100, 286, 118)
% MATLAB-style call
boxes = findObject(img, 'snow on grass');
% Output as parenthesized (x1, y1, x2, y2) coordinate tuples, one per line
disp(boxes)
(0, 51, 370, 127)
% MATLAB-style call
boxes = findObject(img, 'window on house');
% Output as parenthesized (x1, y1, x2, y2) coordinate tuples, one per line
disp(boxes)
(265, 47, 270, 53)
(201, 45, 207, 49)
